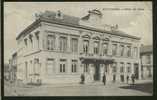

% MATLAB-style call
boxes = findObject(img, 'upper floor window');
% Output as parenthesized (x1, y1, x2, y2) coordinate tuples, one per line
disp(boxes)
(83, 40, 89, 54)
(59, 37, 67, 52)
(56, 10, 63, 19)
(119, 45, 124, 56)
(127, 46, 131, 57)
(102, 43, 108, 55)
(112, 62, 117, 73)
(120, 62, 124, 73)
(29, 34, 33, 49)
(35, 31, 40, 49)
(93, 41, 99, 55)
(84, 64, 89, 72)
(71, 38, 78, 53)
(47, 35, 55, 50)
(134, 47, 138, 58)
(112, 44, 117, 56)
(146, 55, 151, 64)
(127, 63, 131, 73)
(71, 60, 78, 73)
(24, 38, 27, 47)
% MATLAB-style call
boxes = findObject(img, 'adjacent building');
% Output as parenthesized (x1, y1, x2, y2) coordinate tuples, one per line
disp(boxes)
(16, 10, 141, 84)
(140, 45, 153, 79)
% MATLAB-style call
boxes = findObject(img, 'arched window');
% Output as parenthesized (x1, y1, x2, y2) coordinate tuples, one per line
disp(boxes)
(93, 41, 99, 54)
(103, 43, 108, 55)
(83, 40, 89, 54)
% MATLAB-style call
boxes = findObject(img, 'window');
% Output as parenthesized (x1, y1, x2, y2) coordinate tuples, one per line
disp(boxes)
(34, 58, 40, 74)
(59, 37, 67, 52)
(25, 62, 28, 78)
(24, 39, 27, 47)
(29, 35, 33, 49)
(60, 59, 66, 73)
(30, 60, 33, 75)
(134, 47, 138, 57)
(46, 59, 54, 74)
(120, 62, 124, 73)
(93, 41, 99, 55)
(119, 45, 124, 56)
(103, 43, 108, 55)
(47, 35, 55, 50)
(84, 64, 89, 72)
(71, 38, 78, 53)
(112, 44, 117, 56)
(71, 60, 78, 73)
(56, 10, 63, 19)
(83, 40, 89, 54)
(127, 46, 131, 57)
(146, 55, 151, 64)
(112, 63, 117, 73)
(127, 63, 131, 73)
(35, 31, 40, 49)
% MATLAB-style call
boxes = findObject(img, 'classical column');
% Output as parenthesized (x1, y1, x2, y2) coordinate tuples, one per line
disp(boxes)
(117, 43, 120, 56)
(99, 39, 102, 56)
(54, 34, 59, 51)
(67, 34, 71, 52)
(79, 36, 83, 54)
(89, 38, 93, 55)
(107, 39, 112, 56)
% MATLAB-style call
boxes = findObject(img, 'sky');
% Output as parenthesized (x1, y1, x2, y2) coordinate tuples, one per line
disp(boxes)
(4, 2, 152, 63)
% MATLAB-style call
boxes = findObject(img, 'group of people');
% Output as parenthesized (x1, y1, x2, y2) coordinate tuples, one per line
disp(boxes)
(80, 73, 136, 85)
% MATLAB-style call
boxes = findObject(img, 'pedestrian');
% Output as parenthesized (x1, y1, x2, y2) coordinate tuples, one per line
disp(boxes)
(126, 75, 129, 84)
(80, 74, 85, 84)
(102, 74, 106, 85)
(113, 74, 116, 83)
(131, 74, 135, 85)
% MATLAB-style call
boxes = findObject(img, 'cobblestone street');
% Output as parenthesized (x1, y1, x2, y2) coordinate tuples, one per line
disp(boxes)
(4, 80, 153, 96)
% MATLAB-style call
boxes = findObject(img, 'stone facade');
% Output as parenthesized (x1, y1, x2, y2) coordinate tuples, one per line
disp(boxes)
(16, 10, 141, 84)
(140, 45, 153, 79)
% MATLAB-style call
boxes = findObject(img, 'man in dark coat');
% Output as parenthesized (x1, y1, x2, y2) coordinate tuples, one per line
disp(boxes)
(131, 74, 135, 85)
(102, 74, 106, 85)
(80, 74, 85, 84)
(126, 75, 129, 84)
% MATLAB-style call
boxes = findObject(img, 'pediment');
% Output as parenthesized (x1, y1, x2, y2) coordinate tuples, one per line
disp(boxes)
(82, 34, 91, 39)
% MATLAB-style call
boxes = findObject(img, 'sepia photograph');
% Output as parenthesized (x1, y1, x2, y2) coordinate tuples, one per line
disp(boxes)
(4, 2, 153, 96)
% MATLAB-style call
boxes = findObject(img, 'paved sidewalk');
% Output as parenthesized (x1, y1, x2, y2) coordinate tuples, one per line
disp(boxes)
(4, 79, 153, 96)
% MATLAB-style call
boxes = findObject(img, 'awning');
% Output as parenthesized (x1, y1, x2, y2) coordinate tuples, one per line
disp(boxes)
(80, 57, 115, 64)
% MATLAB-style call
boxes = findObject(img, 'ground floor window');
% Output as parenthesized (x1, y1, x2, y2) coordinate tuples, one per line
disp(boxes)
(120, 62, 124, 73)
(46, 58, 54, 75)
(71, 60, 78, 73)
(84, 63, 89, 72)
(60, 59, 66, 73)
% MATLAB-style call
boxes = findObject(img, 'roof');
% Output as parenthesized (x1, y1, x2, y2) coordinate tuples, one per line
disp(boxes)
(140, 45, 152, 54)
(40, 10, 80, 25)
(16, 10, 141, 40)
(88, 9, 103, 16)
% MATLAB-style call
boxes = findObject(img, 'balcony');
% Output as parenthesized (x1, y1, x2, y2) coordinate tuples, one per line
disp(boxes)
(79, 52, 114, 64)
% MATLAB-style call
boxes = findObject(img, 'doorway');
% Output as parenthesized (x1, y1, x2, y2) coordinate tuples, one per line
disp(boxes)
(134, 63, 139, 79)
(94, 63, 100, 81)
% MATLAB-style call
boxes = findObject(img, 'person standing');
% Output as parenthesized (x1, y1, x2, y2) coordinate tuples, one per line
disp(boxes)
(126, 75, 129, 84)
(131, 74, 135, 85)
(102, 74, 106, 85)
(80, 74, 85, 84)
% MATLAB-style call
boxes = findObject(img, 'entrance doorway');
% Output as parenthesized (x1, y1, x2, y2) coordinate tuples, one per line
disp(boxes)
(94, 63, 100, 81)
(134, 63, 139, 79)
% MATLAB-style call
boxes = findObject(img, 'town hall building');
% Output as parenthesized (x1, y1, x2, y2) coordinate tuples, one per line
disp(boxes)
(16, 10, 141, 84)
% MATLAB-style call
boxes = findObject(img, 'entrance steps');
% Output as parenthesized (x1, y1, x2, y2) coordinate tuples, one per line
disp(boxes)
(87, 81, 104, 85)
